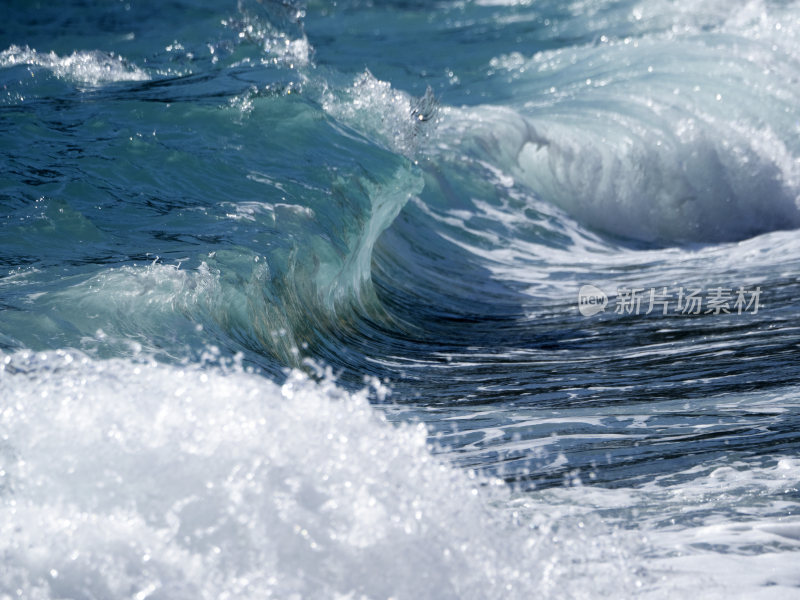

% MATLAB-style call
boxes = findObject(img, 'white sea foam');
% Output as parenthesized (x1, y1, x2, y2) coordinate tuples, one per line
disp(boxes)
(523, 456, 800, 599)
(2, 350, 794, 598)
(321, 70, 437, 157)
(0, 45, 149, 85)
(0, 350, 635, 599)
(443, 0, 800, 243)
(1, 273, 796, 597)
(415, 178, 800, 301)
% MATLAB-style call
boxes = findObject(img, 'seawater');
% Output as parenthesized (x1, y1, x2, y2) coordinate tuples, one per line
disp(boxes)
(1, 1, 800, 598)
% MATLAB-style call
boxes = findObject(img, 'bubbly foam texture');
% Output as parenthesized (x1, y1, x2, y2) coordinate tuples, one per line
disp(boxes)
(0, 350, 637, 599)
(445, 0, 800, 243)
(527, 457, 800, 599)
(0, 45, 149, 84)
(322, 70, 437, 157)
(2, 351, 795, 598)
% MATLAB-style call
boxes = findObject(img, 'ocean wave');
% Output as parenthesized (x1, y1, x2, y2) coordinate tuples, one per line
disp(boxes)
(0, 45, 149, 85)
(435, 0, 800, 243)
(2, 1, 800, 597)
(0, 349, 635, 599)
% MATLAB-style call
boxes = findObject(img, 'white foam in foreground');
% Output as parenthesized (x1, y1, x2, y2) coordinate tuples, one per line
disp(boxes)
(0, 350, 637, 600)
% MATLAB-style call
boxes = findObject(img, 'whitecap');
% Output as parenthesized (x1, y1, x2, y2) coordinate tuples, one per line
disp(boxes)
(0, 44, 149, 85)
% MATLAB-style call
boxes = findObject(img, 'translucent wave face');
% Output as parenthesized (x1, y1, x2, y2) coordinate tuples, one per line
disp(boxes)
(0, 65, 425, 364)
(0, 350, 636, 599)
(0, 0, 440, 365)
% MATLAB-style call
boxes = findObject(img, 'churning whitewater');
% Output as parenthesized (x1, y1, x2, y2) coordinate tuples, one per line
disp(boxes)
(1, 0, 800, 598)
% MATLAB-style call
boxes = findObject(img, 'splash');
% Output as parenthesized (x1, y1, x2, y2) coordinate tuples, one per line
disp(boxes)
(439, 0, 800, 243)
(0, 350, 635, 599)
(0, 45, 149, 85)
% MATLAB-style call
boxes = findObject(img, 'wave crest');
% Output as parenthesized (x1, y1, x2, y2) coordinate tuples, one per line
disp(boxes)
(0, 45, 149, 85)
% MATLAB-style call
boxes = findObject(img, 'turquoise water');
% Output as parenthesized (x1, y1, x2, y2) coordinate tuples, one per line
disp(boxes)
(2, 1, 800, 597)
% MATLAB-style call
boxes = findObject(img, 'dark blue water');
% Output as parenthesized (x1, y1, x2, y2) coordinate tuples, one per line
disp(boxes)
(2, 1, 800, 597)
